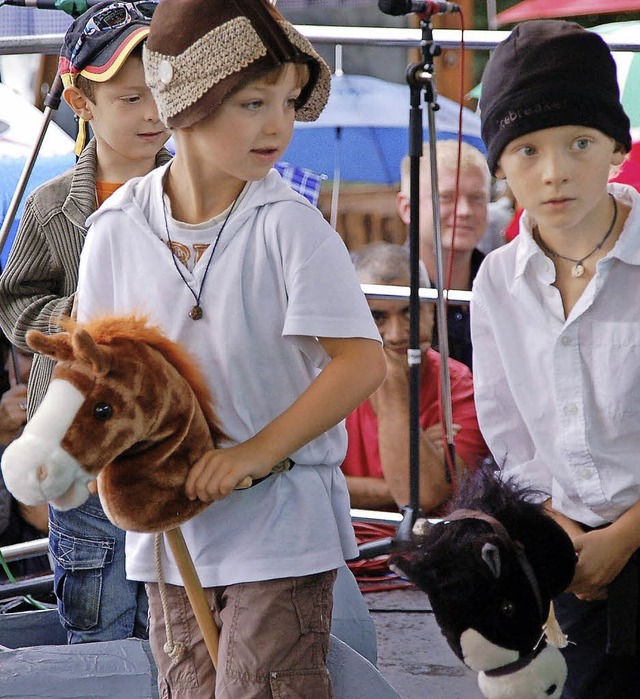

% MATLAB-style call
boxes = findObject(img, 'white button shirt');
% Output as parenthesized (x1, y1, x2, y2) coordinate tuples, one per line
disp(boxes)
(471, 183, 640, 527)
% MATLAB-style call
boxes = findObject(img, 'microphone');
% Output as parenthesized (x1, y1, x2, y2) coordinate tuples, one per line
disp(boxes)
(378, 0, 461, 16)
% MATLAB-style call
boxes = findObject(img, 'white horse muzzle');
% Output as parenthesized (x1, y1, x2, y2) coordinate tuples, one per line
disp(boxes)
(0, 378, 96, 510)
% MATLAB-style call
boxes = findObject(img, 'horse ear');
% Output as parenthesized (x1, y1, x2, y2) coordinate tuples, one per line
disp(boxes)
(25, 329, 75, 361)
(72, 328, 112, 376)
(481, 542, 502, 579)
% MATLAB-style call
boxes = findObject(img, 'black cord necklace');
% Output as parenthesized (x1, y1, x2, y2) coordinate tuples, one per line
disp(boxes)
(161, 170, 241, 320)
(535, 194, 618, 279)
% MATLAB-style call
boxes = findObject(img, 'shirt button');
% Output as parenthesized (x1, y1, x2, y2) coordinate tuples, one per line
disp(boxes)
(564, 403, 578, 415)
(581, 468, 593, 479)
(560, 336, 571, 346)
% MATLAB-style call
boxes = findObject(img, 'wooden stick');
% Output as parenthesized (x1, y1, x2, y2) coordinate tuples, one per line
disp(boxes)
(165, 527, 219, 669)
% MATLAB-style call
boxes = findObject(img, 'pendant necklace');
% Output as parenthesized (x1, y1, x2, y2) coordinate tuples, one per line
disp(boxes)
(162, 171, 240, 320)
(536, 194, 618, 279)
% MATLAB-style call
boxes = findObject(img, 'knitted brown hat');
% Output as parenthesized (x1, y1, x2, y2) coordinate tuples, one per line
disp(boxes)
(480, 20, 632, 175)
(143, 0, 330, 129)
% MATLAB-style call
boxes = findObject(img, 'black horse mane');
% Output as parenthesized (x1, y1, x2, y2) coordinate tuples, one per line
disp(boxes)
(446, 465, 549, 536)
(392, 467, 576, 604)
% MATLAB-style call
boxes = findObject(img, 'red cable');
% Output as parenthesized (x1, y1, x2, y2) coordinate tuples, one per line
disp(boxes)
(347, 522, 414, 593)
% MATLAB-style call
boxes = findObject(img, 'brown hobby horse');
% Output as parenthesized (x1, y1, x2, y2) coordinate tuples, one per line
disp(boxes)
(0, 314, 247, 667)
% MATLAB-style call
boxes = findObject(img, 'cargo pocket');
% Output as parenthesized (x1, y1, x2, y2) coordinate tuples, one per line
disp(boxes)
(289, 571, 335, 671)
(49, 520, 115, 631)
(291, 571, 334, 635)
(269, 668, 332, 698)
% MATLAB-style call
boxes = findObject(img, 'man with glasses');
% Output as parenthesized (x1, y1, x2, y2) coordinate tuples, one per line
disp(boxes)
(396, 140, 491, 369)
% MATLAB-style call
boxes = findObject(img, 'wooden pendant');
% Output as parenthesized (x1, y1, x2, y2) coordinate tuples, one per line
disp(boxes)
(190, 305, 203, 320)
(571, 263, 585, 278)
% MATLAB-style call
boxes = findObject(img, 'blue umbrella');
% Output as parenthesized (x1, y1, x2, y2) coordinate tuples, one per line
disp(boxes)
(0, 82, 75, 267)
(282, 73, 485, 185)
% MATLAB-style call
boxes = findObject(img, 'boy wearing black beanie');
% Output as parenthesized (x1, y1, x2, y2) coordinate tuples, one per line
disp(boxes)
(472, 19, 640, 699)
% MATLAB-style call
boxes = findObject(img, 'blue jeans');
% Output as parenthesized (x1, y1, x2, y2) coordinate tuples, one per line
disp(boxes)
(48, 496, 148, 644)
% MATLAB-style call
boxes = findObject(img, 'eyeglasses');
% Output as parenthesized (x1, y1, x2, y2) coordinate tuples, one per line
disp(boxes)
(69, 1, 158, 71)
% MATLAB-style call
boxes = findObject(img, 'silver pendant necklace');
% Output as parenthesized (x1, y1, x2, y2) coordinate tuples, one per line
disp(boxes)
(161, 170, 240, 320)
(536, 194, 618, 278)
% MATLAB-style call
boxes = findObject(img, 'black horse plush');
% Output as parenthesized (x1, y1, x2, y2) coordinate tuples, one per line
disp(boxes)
(391, 469, 577, 699)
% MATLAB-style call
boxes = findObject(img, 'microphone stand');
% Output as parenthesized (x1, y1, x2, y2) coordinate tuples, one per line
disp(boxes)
(0, 73, 65, 260)
(359, 11, 455, 559)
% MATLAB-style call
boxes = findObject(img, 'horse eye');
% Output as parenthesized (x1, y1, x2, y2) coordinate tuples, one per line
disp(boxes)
(93, 402, 113, 421)
(500, 599, 515, 617)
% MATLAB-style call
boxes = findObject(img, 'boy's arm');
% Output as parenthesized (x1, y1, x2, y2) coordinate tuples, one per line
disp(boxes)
(368, 349, 460, 514)
(185, 336, 386, 503)
(344, 475, 398, 511)
(0, 199, 76, 350)
(545, 498, 640, 601)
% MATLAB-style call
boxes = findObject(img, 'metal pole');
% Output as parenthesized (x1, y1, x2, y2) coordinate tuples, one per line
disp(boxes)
(486, 0, 498, 30)
(2, 29, 639, 56)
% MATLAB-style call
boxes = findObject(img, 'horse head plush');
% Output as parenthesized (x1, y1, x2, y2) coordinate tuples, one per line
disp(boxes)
(391, 468, 577, 699)
(1, 315, 226, 533)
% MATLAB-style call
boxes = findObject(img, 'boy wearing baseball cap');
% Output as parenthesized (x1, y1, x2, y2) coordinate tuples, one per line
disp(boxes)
(0, 0, 170, 643)
(471, 20, 640, 697)
(74, 0, 385, 695)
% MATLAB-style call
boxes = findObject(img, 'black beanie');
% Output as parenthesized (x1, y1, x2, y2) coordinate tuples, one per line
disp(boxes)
(480, 20, 632, 175)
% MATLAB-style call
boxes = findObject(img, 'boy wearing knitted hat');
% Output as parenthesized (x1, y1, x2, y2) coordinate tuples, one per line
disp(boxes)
(75, 0, 385, 696)
(472, 19, 640, 698)
(0, 0, 170, 643)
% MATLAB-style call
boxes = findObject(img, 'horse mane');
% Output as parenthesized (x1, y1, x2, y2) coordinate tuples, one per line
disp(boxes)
(60, 314, 225, 440)
(393, 467, 576, 604)
(444, 467, 547, 534)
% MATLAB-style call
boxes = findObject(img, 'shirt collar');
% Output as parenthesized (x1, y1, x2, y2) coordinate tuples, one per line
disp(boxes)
(514, 209, 545, 279)
(605, 182, 640, 266)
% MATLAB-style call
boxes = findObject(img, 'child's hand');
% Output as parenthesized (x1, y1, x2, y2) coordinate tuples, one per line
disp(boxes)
(424, 423, 462, 451)
(185, 445, 271, 503)
(0, 384, 28, 442)
(568, 527, 632, 600)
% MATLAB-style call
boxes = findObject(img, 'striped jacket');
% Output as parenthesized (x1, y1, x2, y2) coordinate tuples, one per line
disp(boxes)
(0, 140, 172, 418)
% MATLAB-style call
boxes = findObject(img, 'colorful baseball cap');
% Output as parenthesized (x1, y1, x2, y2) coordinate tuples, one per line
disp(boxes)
(58, 0, 158, 155)
(58, 0, 158, 88)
